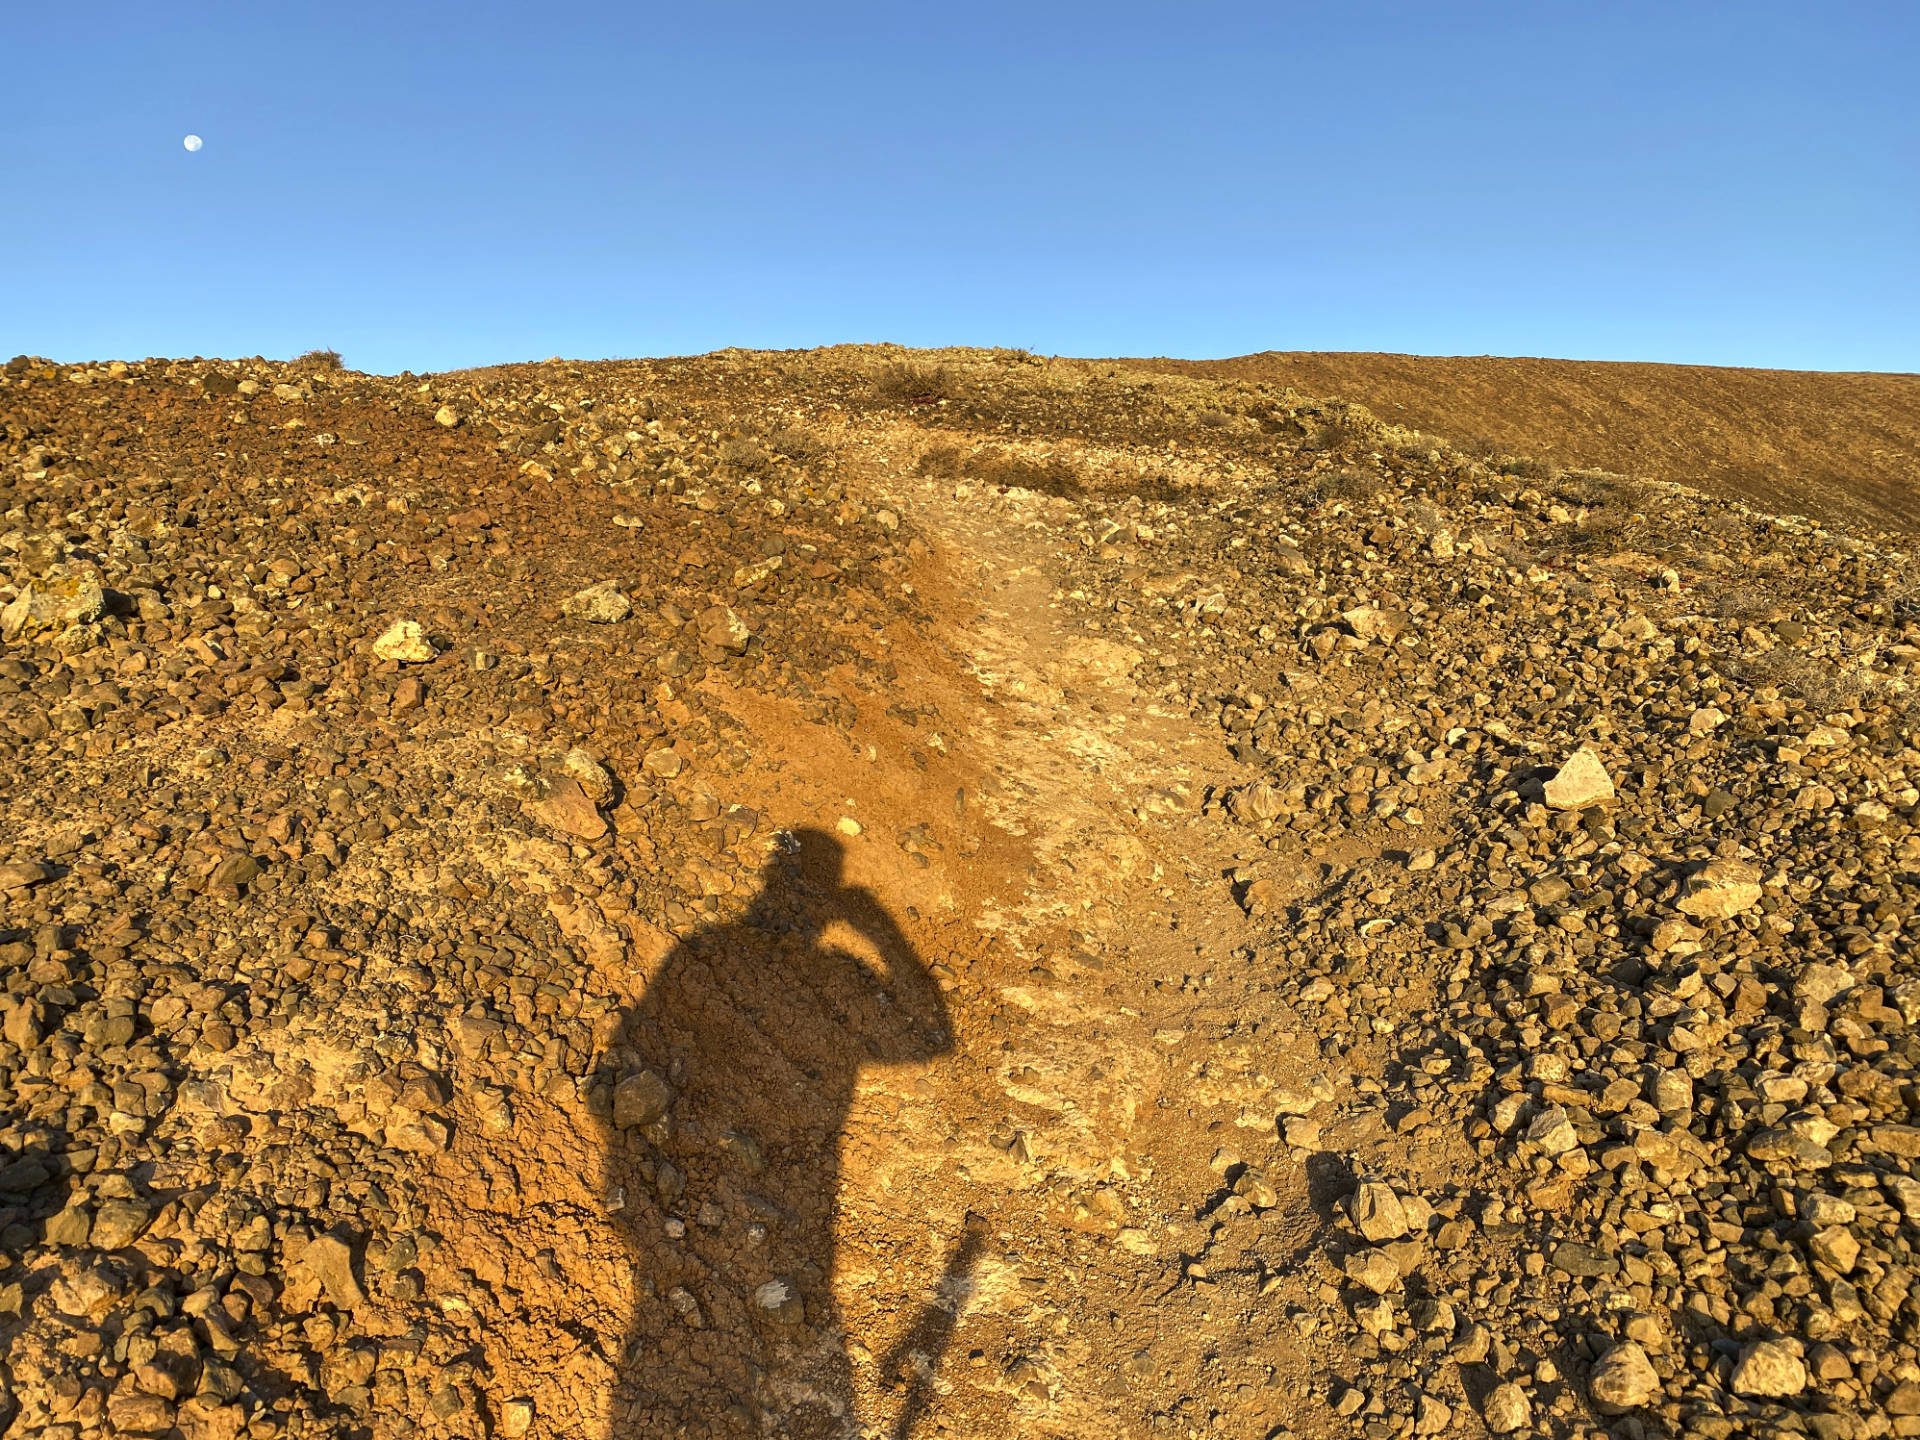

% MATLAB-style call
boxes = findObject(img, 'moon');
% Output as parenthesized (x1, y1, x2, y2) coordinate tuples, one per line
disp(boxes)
(183, 134, 203, 152)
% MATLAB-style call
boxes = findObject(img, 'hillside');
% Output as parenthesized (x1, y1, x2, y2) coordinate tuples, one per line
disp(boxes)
(3, 345, 1919, 1440)
(1141, 351, 1920, 532)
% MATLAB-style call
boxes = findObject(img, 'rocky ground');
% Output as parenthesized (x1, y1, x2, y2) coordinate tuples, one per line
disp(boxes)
(2, 344, 1919, 1440)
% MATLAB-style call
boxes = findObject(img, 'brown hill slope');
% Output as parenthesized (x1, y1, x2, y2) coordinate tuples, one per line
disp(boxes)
(1139, 351, 1920, 531)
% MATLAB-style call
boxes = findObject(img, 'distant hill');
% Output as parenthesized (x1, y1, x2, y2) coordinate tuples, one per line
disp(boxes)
(1134, 351, 1920, 533)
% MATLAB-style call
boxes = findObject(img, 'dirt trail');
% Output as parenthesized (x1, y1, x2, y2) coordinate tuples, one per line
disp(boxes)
(375, 416, 1357, 1439)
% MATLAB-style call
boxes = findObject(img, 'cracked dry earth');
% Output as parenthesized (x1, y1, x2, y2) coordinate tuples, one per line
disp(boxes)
(6, 347, 1920, 1440)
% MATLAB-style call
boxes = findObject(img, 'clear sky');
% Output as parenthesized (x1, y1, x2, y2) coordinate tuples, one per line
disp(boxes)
(4, 2, 1915, 375)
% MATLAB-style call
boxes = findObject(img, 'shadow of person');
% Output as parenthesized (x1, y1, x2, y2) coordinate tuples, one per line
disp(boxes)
(598, 827, 954, 1439)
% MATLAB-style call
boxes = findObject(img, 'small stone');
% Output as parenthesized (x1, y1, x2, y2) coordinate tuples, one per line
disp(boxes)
(1872, 1123, 1920, 1159)
(108, 1393, 176, 1434)
(1341, 1248, 1402, 1295)
(1551, 1241, 1619, 1278)
(613, 1071, 674, 1129)
(1646, 1068, 1693, 1114)
(524, 777, 607, 841)
(207, 851, 262, 890)
(301, 1233, 365, 1310)
(1808, 1224, 1859, 1273)
(1730, 1339, 1807, 1398)
(1449, 1323, 1491, 1365)
(1483, 1381, 1531, 1434)
(1588, 1341, 1660, 1413)
(434, 405, 460, 427)
(0, 860, 53, 892)
(1229, 783, 1285, 825)
(44, 1203, 93, 1246)
(89, 1198, 153, 1249)
(563, 580, 632, 624)
(1353, 1295, 1395, 1337)
(1412, 1393, 1451, 1435)
(1542, 747, 1614, 810)
(384, 1109, 450, 1156)
(561, 748, 615, 805)
(1348, 1182, 1409, 1242)
(1282, 1115, 1321, 1148)
(500, 1400, 535, 1437)
(751, 1277, 803, 1323)
(1748, 1128, 1833, 1168)
(836, 816, 862, 837)
(1795, 963, 1854, 1006)
(373, 620, 437, 663)
(1524, 1104, 1578, 1156)
(697, 604, 752, 654)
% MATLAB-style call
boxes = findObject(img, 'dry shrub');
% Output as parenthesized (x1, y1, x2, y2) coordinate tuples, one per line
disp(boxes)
(1491, 536, 1539, 570)
(294, 348, 344, 372)
(1558, 472, 1651, 512)
(1308, 416, 1371, 453)
(766, 425, 827, 461)
(1882, 572, 1920, 619)
(974, 451, 1084, 498)
(1712, 586, 1778, 623)
(1127, 472, 1186, 504)
(920, 441, 1185, 504)
(874, 360, 953, 403)
(1321, 466, 1382, 503)
(1500, 455, 1558, 482)
(1196, 409, 1232, 430)
(718, 433, 770, 472)
(1737, 650, 1879, 711)
(915, 444, 964, 480)
(915, 443, 1085, 499)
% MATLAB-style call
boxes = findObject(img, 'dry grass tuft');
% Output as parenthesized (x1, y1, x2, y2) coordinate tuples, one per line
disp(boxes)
(294, 348, 345, 372)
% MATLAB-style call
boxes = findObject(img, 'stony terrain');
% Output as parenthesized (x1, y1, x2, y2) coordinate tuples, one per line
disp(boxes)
(1146, 351, 1920, 533)
(2, 344, 1919, 1440)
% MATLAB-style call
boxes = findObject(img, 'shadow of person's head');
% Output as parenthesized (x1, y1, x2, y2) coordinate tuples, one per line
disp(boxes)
(733, 825, 952, 1065)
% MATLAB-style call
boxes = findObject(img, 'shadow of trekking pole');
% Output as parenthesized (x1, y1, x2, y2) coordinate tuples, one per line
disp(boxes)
(880, 1213, 992, 1440)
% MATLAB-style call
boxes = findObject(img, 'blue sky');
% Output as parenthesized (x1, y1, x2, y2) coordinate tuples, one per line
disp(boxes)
(4, 2, 1914, 374)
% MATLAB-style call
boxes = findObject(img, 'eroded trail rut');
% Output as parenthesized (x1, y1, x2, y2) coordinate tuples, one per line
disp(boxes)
(395, 435, 1341, 1440)
(8, 347, 1920, 1440)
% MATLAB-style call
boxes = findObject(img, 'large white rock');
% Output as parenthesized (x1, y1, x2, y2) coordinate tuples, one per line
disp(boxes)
(1483, 1382, 1531, 1434)
(1730, 1339, 1807, 1398)
(1542, 747, 1615, 810)
(1677, 859, 1762, 920)
(1588, 1342, 1660, 1412)
(372, 619, 437, 663)
(564, 580, 632, 624)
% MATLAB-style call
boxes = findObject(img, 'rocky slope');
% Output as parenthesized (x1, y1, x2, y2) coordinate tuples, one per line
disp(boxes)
(1143, 351, 1920, 534)
(3, 345, 1920, 1440)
